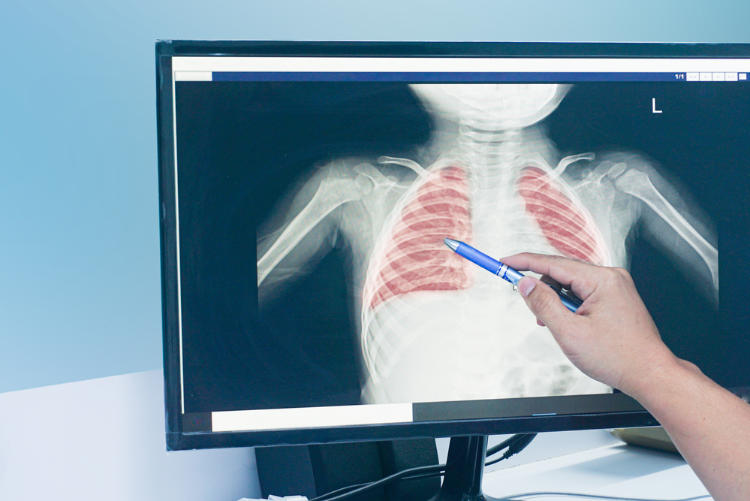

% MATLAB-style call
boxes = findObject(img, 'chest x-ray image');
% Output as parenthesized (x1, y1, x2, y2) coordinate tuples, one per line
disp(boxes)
(254, 83, 719, 405)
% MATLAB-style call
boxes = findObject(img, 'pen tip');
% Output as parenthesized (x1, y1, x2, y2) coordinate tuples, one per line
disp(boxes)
(443, 238, 459, 251)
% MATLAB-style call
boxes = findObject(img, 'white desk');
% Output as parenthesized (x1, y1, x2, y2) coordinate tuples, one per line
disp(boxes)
(477, 432, 709, 500)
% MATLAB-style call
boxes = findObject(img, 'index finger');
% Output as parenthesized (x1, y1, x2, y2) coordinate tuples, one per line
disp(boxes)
(501, 252, 600, 300)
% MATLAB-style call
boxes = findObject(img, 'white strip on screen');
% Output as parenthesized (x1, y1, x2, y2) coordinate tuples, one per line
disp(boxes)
(172, 56, 750, 74)
(174, 71, 212, 81)
(170, 68, 185, 415)
(212, 403, 413, 432)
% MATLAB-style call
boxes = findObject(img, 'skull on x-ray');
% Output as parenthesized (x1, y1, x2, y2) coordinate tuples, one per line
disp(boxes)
(410, 83, 569, 128)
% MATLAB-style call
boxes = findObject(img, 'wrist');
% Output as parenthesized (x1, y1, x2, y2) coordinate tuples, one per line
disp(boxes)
(622, 349, 685, 403)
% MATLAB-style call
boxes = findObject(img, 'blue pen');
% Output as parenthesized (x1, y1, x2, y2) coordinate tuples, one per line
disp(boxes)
(443, 238, 583, 313)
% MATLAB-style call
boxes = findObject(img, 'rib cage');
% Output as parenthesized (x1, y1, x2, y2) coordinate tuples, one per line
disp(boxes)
(359, 153, 614, 404)
(518, 167, 607, 264)
(364, 166, 473, 310)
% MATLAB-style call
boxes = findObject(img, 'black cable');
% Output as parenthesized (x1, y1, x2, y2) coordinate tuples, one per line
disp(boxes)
(309, 480, 370, 501)
(486, 434, 520, 457)
(401, 470, 445, 482)
(309, 463, 445, 501)
(487, 433, 537, 458)
(504, 433, 537, 458)
(313, 434, 538, 501)
(498, 492, 710, 501)
(486, 433, 538, 467)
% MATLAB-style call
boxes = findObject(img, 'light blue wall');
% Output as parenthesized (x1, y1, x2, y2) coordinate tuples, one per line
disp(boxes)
(2, 0, 749, 393)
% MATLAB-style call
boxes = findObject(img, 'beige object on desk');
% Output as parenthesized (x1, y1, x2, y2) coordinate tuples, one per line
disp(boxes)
(612, 426, 679, 454)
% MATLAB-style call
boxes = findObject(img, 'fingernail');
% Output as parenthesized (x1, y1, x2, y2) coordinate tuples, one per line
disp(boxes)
(519, 277, 536, 297)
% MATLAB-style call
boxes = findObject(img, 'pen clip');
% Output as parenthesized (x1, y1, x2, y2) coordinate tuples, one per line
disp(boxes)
(541, 276, 582, 307)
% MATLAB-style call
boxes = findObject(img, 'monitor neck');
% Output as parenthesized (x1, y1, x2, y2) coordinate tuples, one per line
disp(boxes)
(430, 435, 499, 501)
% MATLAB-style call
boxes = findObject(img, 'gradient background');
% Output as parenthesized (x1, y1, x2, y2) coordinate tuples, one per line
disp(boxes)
(2, 0, 750, 394)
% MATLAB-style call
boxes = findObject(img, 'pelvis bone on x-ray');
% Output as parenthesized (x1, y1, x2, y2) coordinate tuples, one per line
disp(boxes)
(256, 84, 718, 405)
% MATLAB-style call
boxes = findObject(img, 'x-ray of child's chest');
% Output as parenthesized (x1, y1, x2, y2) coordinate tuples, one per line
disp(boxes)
(253, 83, 718, 405)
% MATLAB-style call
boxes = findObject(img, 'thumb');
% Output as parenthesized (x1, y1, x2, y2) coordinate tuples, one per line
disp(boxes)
(518, 276, 574, 332)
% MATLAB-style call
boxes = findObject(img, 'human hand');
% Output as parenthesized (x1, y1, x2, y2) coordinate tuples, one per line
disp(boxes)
(501, 253, 679, 397)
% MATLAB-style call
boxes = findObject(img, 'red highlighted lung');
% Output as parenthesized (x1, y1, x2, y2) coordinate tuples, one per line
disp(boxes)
(518, 166, 604, 264)
(368, 166, 473, 309)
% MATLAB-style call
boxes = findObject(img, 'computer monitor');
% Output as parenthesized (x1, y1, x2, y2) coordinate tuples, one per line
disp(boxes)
(156, 41, 750, 496)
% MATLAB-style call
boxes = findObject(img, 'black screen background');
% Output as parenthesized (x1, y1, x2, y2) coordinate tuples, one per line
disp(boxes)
(175, 81, 750, 413)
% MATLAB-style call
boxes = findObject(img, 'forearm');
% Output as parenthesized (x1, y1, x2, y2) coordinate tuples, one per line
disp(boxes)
(503, 253, 750, 498)
(630, 357, 750, 501)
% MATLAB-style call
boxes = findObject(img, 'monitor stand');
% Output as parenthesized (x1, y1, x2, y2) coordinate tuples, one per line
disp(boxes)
(429, 435, 499, 501)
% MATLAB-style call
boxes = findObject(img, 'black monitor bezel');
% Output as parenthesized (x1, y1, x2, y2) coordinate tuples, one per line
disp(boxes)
(156, 40, 748, 451)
